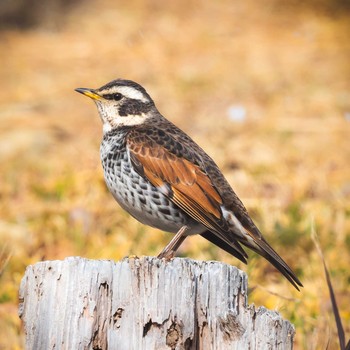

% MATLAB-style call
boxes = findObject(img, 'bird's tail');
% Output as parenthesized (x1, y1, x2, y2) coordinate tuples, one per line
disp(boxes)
(239, 229, 303, 291)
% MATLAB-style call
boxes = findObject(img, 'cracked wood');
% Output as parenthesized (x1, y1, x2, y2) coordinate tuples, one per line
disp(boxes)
(19, 257, 295, 349)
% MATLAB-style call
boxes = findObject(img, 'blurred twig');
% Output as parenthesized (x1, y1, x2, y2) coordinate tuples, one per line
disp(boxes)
(0, 244, 12, 277)
(310, 219, 349, 350)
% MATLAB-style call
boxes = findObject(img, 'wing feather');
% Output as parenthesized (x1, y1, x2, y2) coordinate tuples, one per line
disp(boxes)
(125, 128, 301, 289)
(127, 130, 250, 263)
(126, 131, 248, 247)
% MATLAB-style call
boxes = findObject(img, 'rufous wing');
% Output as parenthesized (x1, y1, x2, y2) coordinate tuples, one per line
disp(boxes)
(126, 129, 248, 262)
(127, 134, 222, 227)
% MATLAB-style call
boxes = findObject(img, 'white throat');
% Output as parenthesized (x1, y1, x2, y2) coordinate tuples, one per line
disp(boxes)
(103, 114, 151, 132)
(96, 102, 151, 133)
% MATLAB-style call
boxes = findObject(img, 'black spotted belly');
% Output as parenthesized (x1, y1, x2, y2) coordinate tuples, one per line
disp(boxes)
(102, 155, 202, 234)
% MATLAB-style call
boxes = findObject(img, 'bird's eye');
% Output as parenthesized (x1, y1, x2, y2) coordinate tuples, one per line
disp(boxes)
(103, 93, 123, 101)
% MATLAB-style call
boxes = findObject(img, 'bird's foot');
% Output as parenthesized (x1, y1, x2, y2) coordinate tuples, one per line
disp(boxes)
(157, 225, 189, 261)
(157, 249, 176, 261)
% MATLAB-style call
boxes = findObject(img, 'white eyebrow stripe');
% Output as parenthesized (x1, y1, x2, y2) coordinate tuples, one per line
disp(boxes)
(102, 86, 148, 102)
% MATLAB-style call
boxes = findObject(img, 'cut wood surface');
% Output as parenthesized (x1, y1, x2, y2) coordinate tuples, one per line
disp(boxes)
(19, 257, 295, 349)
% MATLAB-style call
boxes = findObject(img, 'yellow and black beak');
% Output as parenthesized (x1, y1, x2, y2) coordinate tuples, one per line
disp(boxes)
(75, 87, 102, 101)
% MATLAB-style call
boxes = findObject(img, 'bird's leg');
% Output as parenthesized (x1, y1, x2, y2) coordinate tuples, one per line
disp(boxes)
(157, 225, 189, 260)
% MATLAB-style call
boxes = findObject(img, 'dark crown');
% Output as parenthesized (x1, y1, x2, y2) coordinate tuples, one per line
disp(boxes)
(97, 79, 154, 103)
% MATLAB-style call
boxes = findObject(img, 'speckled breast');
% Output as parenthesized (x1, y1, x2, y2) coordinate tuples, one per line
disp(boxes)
(100, 130, 204, 234)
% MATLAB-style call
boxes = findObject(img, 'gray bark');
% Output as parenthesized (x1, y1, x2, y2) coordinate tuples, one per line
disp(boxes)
(19, 257, 295, 349)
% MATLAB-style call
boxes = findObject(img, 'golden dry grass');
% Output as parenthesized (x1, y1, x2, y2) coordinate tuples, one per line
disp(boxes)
(0, 0, 349, 348)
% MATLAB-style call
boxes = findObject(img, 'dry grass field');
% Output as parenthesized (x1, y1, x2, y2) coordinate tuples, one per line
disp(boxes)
(0, 0, 349, 348)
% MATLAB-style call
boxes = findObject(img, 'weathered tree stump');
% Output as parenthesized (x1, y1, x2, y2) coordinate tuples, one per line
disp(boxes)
(18, 257, 295, 349)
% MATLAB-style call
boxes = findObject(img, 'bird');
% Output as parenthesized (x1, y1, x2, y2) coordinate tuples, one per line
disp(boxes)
(75, 79, 303, 290)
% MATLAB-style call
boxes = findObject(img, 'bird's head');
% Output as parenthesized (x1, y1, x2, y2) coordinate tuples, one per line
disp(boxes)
(75, 79, 156, 133)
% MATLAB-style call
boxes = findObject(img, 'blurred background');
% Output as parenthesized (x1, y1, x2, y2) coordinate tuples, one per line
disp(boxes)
(0, 0, 349, 348)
